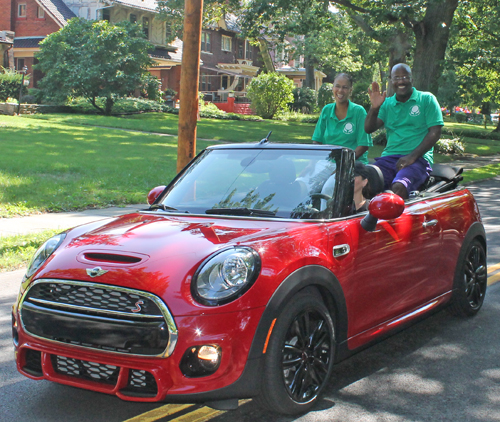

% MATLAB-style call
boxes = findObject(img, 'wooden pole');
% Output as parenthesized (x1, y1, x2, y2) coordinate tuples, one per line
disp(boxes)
(177, 0, 203, 173)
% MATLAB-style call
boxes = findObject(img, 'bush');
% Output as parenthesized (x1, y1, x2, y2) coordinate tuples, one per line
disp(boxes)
(317, 83, 334, 110)
(290, 87, 316, 114)
(435, 138, 465, 155)
(28, 88, 44, 104)
(455, 113, 467, 123)
(247, 72, 294, 119)
(274, 110, 319, 123)
(0, 67, 28, 102)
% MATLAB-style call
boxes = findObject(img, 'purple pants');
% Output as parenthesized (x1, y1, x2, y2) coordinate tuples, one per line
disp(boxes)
(373, 155, 432, 193)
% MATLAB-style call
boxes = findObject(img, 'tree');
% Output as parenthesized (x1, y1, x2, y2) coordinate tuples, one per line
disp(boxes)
(247, 72, 295, 119)
(443, 0, 500, 131)
(329, 0, 459, 94)
(36, 18, 155, 115)
(240, 0, 335, 89)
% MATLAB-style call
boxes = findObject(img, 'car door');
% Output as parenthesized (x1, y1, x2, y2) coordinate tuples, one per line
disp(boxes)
(336, 199, 442, 344)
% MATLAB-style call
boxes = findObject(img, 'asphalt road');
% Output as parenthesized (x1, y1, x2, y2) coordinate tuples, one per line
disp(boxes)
(1, 178, 500, 422)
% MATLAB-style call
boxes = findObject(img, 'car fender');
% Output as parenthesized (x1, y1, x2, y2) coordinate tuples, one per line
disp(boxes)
(247, 264, 348, 362)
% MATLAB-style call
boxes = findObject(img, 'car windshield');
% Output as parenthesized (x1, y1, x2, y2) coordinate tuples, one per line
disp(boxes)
(160, 147, 342, 219)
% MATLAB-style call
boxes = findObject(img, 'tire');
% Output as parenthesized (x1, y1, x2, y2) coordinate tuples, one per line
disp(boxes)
(447, 239, 487, 317)
(256, 293, 335, 415)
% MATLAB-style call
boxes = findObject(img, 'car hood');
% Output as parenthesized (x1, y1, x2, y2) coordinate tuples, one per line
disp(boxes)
(34, 212, 304, 315)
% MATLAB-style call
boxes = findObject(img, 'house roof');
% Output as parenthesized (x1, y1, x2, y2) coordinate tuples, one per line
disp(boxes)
(14, 37, 45, 48)
(37, 0, 77, 27)
(111, 0, 157, 13)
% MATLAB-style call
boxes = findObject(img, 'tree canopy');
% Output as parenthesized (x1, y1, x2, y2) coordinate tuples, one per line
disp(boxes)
(36, 18, 155, 115)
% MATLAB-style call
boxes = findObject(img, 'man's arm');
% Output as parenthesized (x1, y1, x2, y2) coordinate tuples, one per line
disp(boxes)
(354, 146, 369, 159)
(365, 82, 386, 134)
(395, 125, 442, 170)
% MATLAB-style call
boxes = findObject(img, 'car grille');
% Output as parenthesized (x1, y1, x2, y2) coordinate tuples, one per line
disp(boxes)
(21, 348, 158, 397)
(51, 354, 120, 384)
(19, 279, 178, 357)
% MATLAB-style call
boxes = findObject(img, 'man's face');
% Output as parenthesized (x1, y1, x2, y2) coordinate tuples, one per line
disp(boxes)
(391, 67, 413, 100)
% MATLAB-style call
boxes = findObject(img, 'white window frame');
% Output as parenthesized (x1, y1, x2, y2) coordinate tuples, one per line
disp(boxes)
(37, 6, 45, 18)
(18, 4, 27, 17)
(221, 35, 232, 52)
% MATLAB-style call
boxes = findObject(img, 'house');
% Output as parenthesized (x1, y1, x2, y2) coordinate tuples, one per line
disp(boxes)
(0, 0, 76, 87)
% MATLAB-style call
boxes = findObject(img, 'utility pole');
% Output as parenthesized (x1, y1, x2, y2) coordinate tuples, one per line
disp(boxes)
(177, 0, 203, 173)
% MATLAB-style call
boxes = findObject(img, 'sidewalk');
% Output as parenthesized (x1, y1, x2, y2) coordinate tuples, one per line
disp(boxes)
(1, 155, 499, 239)
(0, 204, 146, 238)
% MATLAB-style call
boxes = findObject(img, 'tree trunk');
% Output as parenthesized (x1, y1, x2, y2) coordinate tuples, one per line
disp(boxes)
(258, 38, 275, 73)
(386, 31, 412, 96)
(412, 0, 459, 94)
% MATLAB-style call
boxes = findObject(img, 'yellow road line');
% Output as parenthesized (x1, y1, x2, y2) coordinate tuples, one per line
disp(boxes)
(171, 407, 224, 422)
(488, 262, 500, 274)
(488, 272, 500, 286)
(123, 404, 193, 422)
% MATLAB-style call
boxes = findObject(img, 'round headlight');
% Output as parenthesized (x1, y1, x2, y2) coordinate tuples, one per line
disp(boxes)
(192, 247, 261, 306)
(26, 233, 66, 278)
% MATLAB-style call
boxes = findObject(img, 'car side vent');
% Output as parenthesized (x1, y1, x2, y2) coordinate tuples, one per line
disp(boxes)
(84, 253, 142, 264)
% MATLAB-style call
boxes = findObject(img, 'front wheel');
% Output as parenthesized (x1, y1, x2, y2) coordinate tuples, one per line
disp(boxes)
(256, 293, 335, 415)
(447, 239, 487, 317)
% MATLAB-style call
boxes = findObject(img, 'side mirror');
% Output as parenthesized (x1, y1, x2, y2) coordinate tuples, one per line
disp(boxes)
(361, 192, 405, 232)
(147, 186, 166, 205)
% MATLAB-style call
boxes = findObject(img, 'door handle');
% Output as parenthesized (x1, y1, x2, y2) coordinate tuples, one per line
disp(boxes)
(423, 219, 438, 228)
(333, 244, 350, 258)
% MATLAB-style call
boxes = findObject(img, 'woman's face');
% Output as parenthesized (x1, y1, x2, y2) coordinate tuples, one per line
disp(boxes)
(333, 76, 352, 105)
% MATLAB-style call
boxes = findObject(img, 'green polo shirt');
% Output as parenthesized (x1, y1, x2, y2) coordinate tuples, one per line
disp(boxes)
(312, 101, 372, 164)
(378, 88, 444, 165)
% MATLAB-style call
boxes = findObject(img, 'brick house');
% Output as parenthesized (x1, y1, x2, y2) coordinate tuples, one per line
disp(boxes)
(198, 14, 263, 102)
(0, 0, 76, 87)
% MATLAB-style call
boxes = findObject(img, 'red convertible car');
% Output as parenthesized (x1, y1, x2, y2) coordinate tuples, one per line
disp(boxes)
(12, 141, 487, 415)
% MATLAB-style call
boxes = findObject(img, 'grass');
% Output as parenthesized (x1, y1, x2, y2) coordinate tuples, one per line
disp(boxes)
(1, 112, 499, 218)
(0, 229, 62, 271)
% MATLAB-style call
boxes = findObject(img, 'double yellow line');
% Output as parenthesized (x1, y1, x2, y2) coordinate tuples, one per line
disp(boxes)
(123, 403, 224, 422)
(488, 262, 500, 286)
(126, 263, 500, 422)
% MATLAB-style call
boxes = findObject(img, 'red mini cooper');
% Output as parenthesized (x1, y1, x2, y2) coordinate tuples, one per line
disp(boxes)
(12, 141, 487, 415)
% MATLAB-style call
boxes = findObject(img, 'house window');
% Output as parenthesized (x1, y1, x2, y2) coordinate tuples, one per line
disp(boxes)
(18, 4, 27, 18)
(130, 14, 137, 23)
(245, 40, 252, 59)
(200, 74, 211, 92)
(165, 24, 172, 41)
(37, 6, 45, 18)
(143, 17, 149, 38)
(221, 35, 232, 52)
(16, 58, 25, 71)
(237, 40, 244, 59)
(221, 75, 229, 90)
(102, 9, 110, 22)
(201, 32, 211, 52)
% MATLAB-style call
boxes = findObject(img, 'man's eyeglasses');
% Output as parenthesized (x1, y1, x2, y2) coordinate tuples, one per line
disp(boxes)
(391, 76, 411, 82)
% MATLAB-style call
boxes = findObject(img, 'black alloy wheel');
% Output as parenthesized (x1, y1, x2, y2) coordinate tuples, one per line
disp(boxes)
(257, 293, 335, 415)
(448, 239, 487, 317)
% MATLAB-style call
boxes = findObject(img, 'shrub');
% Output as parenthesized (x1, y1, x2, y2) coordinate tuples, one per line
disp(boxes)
(247, 72, 294, 119)
(435, 138, 465, 155)
(0, 67, 28, 102)
(317, 83, 334, 110)
(290, 87, 316, 114)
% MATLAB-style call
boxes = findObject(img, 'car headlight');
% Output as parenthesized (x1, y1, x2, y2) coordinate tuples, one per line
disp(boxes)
(26, 233, 66, 278)
(192, 247, 261, 306)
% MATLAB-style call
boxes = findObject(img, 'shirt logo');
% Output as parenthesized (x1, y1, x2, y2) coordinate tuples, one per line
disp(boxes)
(409, 105, 421, 116)
(343, 122, 354, 134)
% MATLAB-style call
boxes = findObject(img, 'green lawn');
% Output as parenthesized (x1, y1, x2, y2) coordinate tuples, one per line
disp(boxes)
(1, 113, 498, 217)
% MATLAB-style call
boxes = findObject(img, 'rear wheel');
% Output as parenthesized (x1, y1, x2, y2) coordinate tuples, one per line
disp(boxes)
(448, 239, 487, 317)
(256, 293, 335, 415)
